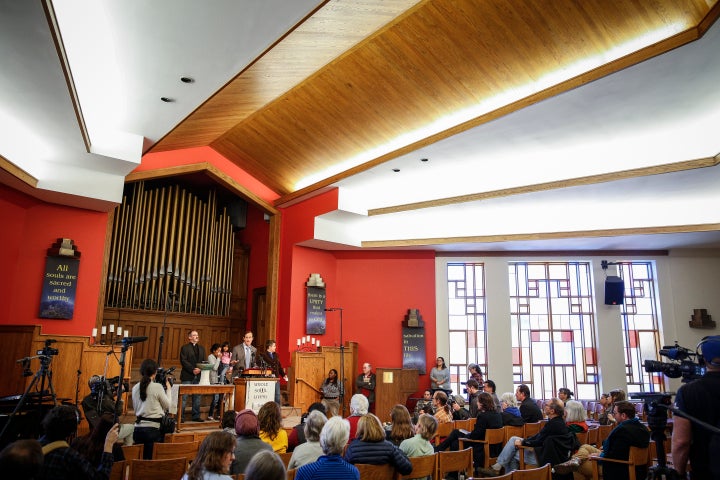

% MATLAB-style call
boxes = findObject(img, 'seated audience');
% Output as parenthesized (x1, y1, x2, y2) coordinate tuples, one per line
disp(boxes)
(344, 414, 412, 476)
(346, 394, 369, 442)
(483, 380, 502, 412)
(451, 395, 471, 421)
(71, 413, 124, 463)
(488, 398, 568, 475)
(436, 392, 503, 468)
(288, 410, 328, 469)
(598, 388, 626, 426)
(387, 404, 415, 446)
(288, 402, 326, 452)
(557, 387, 574, 405)
(295, 416, 359, 480)
(594, 392, 611, 421)
(221, 410, 237, 437)
(399, 413, 438, 458)
(231, 409, 272, 475)
(0, 439, 44, 479)
(564, 400, 588, 434)
(432, 391, 453, 424)
(413, 390, 434, 422)
(499, 392, 524, 426)
(554, 400, 650, 480)
(245, 450, 286, 480)
(515, 384, 543, 423)
(468, 363, 484, 384)
(258, 401, 288, 453)
(465, 379, 481, 418)
(38, 405, 119, 480)
(183, 430, 235, 480)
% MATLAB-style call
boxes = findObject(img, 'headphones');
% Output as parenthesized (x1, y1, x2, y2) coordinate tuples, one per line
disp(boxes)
(696, 336, 720, 367)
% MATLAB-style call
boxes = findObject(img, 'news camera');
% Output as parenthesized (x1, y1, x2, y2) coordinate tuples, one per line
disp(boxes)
(155, 366, 176, 387)
(643, 341, 705, 383)
(36, 338, 59, 357)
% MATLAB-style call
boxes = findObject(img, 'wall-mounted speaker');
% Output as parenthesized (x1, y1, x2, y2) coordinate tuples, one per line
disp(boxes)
(228, 199, 247, 229)
(605, 275, 624, 305)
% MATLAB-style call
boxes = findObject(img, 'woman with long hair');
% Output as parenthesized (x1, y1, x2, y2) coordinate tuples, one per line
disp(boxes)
(386, 404, 414, 446)
(432, 391, 453, 424)
(429, 357, 451, 394)
(132, 358, 171, 459)
(320, 368, 341, 417)
(183, 430, 236, 480)
(258, 401, 288, 453)
(344, 414, 412, 475)
(71, 413, 124, 464)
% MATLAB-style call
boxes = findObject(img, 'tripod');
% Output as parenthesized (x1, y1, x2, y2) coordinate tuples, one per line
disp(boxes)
(0, 348, 58, 444)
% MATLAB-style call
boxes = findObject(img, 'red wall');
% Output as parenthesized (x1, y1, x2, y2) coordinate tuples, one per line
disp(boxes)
(236, 205, 270, 331)
(0, 184, 109, 336)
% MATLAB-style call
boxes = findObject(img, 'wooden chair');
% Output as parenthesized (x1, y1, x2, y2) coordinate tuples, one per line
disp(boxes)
(588, 446, 650, 480)
(454, 418, 475, 432)
(597, 424, 613, 444)
(230, 474, 245, 480)
(128, 457, 188, 480)
(512, 463, 553, 480)
(587, 426, 599, 447)
(287, 467, 296, 480)
(575, 429, 589, 445)
(458, 427, 504, 469)
(354, 463, 401, 480)
(523, 422, 543, 437)
(121, 443, 143, 461)
(194, 431, 210, 444)
(279, 451, 293, 468)
(437, 447, 473, 480)
(151, 440, 199, 467)
(503, 425, 524, 443)
(517, 445, 537, 470)
(400, 453, 437, 480)
(434, 421, 456, 446)
(109, 460, 125, 480)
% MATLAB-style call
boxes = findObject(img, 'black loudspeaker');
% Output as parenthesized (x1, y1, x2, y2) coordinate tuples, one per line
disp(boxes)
(228, 199, 247, 229)
(604, 276, 624, 305)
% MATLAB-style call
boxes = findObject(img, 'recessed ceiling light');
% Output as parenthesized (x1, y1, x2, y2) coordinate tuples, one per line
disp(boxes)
(392, 168, 400, 173)
(161, 97, 174, 103)
(180, 77, 195, 84)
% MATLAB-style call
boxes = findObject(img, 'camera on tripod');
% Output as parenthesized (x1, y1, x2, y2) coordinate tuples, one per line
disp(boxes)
(36, 338, 59, 357)
(155, 366, 176, 387)
(643, 341, 705, 383)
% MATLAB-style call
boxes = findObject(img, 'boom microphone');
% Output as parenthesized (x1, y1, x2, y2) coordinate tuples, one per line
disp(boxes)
(114, 336, 148, 344)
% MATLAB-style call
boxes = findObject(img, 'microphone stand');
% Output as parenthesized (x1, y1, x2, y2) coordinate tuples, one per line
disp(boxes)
(326, 307, 346, 416)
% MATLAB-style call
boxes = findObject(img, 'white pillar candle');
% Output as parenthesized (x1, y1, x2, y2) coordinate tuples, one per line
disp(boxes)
(92, 328, 98, 338)
(124, 331, 129, 338)
(305, 335, 310, 343)
(317, 340, 320, 347)
(109, 324, 115, 333)
(117, 326, 122, 336)
(297, 338, 301, 346)
(302, 337, 306, 344)
(311, 338, 315, 345)
(101, 326, 107, 335)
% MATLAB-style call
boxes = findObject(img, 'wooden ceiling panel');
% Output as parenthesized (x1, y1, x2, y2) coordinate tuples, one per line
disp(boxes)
(159, 0, 717, 198)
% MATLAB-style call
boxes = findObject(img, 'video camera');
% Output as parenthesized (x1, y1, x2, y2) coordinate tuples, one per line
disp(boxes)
(155, 366, 176, 387)
(36, 338, 59, 357)
(643, 341, 705, 383)
(89, 374, 129, 397)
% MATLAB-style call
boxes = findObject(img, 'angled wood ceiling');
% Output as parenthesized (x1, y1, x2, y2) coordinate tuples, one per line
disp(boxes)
(151, 0, 719, 203)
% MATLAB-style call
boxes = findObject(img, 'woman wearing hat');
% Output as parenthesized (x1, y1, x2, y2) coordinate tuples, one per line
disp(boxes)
(230, 409, 272, 475)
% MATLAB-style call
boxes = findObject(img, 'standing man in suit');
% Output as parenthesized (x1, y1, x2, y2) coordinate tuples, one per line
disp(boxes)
(231, 331, 257, 377)
(180, 330, 205, 422)
(259, 339, 288, 405)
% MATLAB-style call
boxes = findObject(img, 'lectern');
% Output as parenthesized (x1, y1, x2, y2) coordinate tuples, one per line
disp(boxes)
(374, 368, 419, 423)
(233, 377, 278, 412)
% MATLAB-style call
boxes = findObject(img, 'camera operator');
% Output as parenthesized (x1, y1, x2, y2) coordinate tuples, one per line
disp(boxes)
(672, 335, 720, 479)
(81, 375, 121, 430)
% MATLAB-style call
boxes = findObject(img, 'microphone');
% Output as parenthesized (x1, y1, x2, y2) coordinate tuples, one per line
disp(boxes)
(325, 307, 343, 311)
(114, 336, 148, 344)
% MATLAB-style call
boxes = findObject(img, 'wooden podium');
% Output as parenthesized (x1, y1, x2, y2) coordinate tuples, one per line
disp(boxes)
(233, 377, 279, 412)
(374, 368, 419, 423)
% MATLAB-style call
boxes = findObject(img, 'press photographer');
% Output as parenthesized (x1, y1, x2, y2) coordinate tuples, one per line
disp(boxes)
(671, 335, 720, 480)
(81, 375, 124, 430)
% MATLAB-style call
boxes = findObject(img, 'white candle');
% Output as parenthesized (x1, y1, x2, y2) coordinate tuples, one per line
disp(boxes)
(92, 328, 98, 338)
(306, 335, 310, 343)
(311, 338, 315, 345)
(317, 340, 320, 347)
(101, 326, 107, 335)
(109, 324, 115, 333)
(302, 337, 306, 344)
(117, 326, 123, 336)
(124, 331, 129, 338)
(297, 339, 301, 346)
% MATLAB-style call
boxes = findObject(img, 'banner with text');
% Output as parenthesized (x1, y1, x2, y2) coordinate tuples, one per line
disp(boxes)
(306, 286, 326, 334)
(402, 327, 426, 374)
(39, 256, 79, 319)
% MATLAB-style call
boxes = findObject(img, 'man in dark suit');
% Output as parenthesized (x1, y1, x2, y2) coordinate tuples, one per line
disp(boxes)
(259, 339, 288, 405)
(179, 330, 205, 421)
(231, 331, 257, 377)
(516, 384, 543, 423)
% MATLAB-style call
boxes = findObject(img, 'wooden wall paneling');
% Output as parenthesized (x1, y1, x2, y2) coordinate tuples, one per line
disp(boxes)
(0, 325, 39, 397)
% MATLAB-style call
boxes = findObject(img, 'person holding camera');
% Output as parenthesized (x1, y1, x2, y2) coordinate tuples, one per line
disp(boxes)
(82, 375, 122, 430)
(132, 358, 172, 459)
(672, 335, 720, 480)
